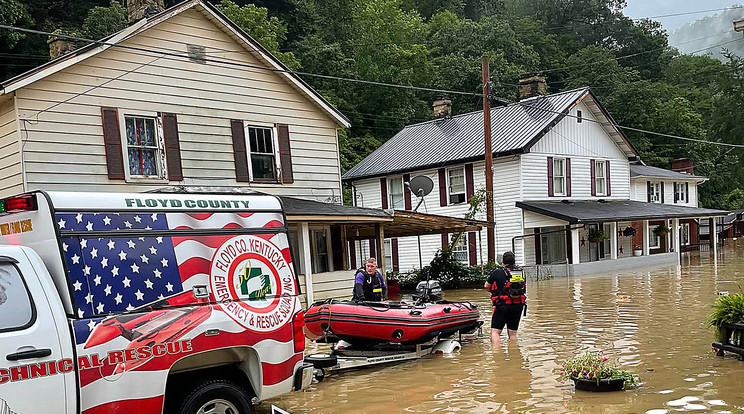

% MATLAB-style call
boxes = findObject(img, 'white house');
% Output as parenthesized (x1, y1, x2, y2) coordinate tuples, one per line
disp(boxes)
(0, 0, 485, 303)
(343, 81, 726, 276)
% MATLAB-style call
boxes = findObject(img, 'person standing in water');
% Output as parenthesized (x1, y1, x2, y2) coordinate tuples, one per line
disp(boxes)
(484, 251, 526, 345)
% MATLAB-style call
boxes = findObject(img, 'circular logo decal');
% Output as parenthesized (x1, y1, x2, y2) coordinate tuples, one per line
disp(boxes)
(209, 235, 297, 332)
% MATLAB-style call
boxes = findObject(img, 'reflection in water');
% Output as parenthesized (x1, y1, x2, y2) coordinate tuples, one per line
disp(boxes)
(264, 244, 744, 413)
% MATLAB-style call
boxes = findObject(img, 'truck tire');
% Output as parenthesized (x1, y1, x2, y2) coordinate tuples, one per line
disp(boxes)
(177, 378, 255, 414)
(305, 353, 337, 368)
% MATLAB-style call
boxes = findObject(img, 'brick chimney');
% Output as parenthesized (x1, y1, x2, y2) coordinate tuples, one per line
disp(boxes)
(518, 74, 547, 100)
(432, 99, 452, 118)
(671, 158, 694, 175)
(48, 30, 77, 60)
(127, 0, 165, 24)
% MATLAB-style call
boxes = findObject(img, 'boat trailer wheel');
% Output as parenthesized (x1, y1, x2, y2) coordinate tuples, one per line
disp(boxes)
(305, 353, 338, 369)
(314, 368, 326, 382)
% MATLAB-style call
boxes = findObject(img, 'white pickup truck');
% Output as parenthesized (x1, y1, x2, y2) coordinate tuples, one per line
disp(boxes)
(0, 191, 312, 414)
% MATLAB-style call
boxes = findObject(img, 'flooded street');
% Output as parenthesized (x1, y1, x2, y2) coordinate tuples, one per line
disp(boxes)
(264, 244, 744, 413)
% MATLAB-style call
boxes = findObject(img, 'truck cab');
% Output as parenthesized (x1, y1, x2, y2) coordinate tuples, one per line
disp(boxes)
(0, 191, 311, 414)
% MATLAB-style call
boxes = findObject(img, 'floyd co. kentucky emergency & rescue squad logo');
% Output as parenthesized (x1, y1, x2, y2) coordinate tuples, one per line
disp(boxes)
(209, 235, 297, 332)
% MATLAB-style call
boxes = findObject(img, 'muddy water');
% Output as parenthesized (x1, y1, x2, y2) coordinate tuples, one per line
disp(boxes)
(263, 244, 744, 413)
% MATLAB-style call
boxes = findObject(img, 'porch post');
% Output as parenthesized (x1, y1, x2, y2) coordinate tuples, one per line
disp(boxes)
(376, 223, 386, 277)
(301, 222, 314, 304)
(571, 227, 581, 264)
(712, 217, 718, 257)
(671, 218, 680, 255)
(610, 222, 618, 260)
(642, 220, 650, 256)
(341, 225, 349, 270)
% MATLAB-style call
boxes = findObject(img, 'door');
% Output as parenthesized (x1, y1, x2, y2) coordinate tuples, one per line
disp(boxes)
(588, 224, 599, 262)
(310, 229, 329, 274)
(0, 257, 70, 414)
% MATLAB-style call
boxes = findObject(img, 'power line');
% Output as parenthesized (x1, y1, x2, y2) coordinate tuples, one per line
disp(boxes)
(646, 5, 744, 19)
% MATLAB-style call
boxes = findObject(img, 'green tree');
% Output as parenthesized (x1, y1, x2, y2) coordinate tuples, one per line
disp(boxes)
(80, 0, 127, 40)
(0, 0, 33, 48)
(722, 189, 744, 211)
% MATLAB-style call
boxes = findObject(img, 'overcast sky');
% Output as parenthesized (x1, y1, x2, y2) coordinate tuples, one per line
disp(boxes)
(623, 0, 742, 33)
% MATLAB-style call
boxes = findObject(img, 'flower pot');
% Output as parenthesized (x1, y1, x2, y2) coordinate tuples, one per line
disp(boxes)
(633, 249, 643, 256)
(571, 376, 625, 392)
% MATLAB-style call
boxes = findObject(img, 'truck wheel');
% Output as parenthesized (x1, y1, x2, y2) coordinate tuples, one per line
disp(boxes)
(178, 378, 255, 414)
(305, 353, 337, 368)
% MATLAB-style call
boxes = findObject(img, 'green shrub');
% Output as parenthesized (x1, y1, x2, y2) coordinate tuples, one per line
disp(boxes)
(708, 292, 744, 340)
(391, 248, 497, 290)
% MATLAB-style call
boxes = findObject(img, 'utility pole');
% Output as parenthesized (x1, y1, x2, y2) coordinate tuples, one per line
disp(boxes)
(482, 57, 495, 263)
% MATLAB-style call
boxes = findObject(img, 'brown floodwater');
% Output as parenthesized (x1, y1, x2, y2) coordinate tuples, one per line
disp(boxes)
(261, 243, 744, 414)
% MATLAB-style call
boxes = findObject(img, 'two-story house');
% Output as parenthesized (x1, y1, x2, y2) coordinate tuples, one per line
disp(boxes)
(0, 0, 486, 303)
(343, 80, 726, 277)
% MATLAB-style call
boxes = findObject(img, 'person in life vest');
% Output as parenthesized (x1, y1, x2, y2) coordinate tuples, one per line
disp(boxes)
(484, 251, 526, 346)
(352, 257, 387, 302)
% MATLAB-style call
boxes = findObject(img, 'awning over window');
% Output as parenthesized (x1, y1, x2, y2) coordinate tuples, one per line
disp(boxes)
(516, 200, 727, 224)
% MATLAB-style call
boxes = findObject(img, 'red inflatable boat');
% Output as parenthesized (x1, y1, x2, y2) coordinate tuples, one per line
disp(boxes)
(304, 300, 481, 346)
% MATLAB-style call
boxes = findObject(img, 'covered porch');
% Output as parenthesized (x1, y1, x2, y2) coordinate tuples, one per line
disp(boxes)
(516, 200, 727, 277)
(281, 197, 488, 306)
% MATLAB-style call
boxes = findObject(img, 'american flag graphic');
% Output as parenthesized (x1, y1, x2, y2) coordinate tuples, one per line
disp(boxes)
(56, 211, 286, 343)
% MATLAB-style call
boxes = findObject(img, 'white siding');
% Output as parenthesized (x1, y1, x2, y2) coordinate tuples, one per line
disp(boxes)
(520, 153, 630, 200)
(13, 9, 341, 200)
(523, 211, 567, 229)
(630, 178, 699, 207)
(0, 98, 22, 196)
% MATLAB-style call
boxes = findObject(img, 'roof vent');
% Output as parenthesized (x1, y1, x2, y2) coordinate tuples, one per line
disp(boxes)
(187, 44, 206, 64)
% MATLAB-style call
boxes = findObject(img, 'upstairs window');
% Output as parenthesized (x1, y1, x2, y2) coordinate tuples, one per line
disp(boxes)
(595, 160, 606, 196)
(125, 115, 165, 178)
(448, 168, 466, 204)
(675, 182, 688, 203)
(388, 177, 404, 209)
(247, 126, 277, 181)
(648, 182, 661, 203)
(553, 158, 566, 196)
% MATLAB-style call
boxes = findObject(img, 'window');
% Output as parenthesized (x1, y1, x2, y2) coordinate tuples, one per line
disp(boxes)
(540, 226, 567, 264)
(681, 223, 690, 246)
(649, 230, 660, 248)
(649, 182, 661, 203)
(247, 126, 278, 181)
(675, 182, 687, 203)
(125, 115, 165, 178)
(0, 264, 34, 332)
(451, 235, 469, 265)
(595, 160, 606, 196)
(384, 240, 393, 271)
(448, 168, 466, 204)
(310, 229, 329, 273)
(388, 177, 404, 209)
(553, 158, 566, 196)
(577, 110, 582, 123)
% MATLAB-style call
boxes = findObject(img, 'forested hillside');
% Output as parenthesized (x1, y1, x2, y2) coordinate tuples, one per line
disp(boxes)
(1, 0, 743, 209)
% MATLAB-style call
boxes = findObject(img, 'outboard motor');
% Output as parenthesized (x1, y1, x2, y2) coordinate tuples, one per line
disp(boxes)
(413, 280, 443, 304)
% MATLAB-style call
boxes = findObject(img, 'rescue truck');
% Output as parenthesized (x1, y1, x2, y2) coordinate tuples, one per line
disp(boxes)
(0, 191, 312, 414)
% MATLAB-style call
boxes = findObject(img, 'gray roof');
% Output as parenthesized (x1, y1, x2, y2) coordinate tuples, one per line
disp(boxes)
(343, 88, 637, 181)
(516, 200, 727, 224)
(279, 196, 391, 218)
(630, 164, 705, 180)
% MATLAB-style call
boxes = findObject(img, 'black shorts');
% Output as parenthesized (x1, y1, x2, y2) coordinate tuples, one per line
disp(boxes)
(491, 304, 524, 330)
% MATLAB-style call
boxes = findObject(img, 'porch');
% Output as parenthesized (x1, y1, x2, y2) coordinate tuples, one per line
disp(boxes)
(516, 200, 727, 277)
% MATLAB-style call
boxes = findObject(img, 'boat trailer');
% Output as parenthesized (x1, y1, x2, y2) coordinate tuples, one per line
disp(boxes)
(305, 322, 483, 381)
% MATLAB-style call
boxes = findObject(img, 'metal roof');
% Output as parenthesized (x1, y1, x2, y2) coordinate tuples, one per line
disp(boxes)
(342, 88, 637, 181)
(516, 200, 727, 224)
(630, 164, 706, 181)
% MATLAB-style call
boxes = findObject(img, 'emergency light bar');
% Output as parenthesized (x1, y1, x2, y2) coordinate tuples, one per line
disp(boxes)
(0, 194, 37, 214)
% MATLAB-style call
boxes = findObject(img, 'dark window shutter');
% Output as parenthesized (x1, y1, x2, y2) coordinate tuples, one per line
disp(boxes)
(685, 182, 689, 203)
(661, 182, 665, 203)
(391, 238, 399, 272)
(380, 178, 388, 209)
(566, 158, 572, 197)
(468, 232, 477, 266)
(547, 157, 554, 197)
(161, 113, 183, 181)
(465, 163, 475, 202)
(441, 232, 448, 248)
(438, 168, 447, 206)
(534, 228, 542, 265)
(276, 124, 294, 183)
(230, 120, 250, 182)
(349, 240, 357, 270)
(647, 181, 652, 202)
(673, 181, 678, 203)
(403, 173, 412, 210)
(100, 107, 125, 180)
(590, 159, 596, 196)
(605, 161, 611, 196)
(369, 238, 376, 260)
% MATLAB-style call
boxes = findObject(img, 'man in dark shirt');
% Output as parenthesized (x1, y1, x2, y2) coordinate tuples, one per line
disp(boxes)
(352, 258, 387, 302)
(484, 251, 526, 346)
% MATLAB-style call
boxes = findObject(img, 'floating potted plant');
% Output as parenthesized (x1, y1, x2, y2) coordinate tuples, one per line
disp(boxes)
(653, 225, 670, 237)
(708, 290, 744, 342)
(633, 245, 642, 256)
(587, 228, 606, 243)
(622, 226, 637, 237)
(559, 351, 639, 392)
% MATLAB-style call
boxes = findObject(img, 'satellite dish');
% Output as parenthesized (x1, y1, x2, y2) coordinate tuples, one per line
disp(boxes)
(408, 175, 434, 197)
